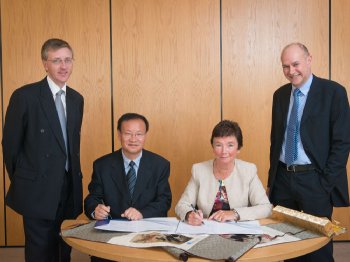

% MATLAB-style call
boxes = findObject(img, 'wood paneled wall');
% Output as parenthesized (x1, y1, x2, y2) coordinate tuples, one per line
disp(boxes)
(0, 0, 349, 246)
(112, 0, 221, 214)
(332, 0, 350, 240)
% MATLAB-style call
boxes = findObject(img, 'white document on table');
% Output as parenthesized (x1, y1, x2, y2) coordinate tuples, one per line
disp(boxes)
(175, 219, 262, 235)
(94, 217, 179, 233)
(95, 217, 262, 235)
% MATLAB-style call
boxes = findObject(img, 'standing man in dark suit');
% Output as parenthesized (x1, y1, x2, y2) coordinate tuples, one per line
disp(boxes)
(84, 113, 171, 222)
(3, 38, 84, 262)
(268, 43, 350, 261)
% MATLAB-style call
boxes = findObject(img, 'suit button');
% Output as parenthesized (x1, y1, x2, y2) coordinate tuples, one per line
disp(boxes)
(40, 129, 45, 133)
(46, 154, 50, 158)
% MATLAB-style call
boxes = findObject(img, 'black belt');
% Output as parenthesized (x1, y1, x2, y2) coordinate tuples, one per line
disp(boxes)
(279, 161, 315, 172)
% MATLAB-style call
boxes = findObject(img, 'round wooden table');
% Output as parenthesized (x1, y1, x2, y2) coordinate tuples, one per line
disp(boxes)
(61, 218, 330, 262)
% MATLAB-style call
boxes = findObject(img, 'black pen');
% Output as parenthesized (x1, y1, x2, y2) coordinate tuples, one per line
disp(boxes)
(190, 204, 204, 224)
(101, 199, 112, 220)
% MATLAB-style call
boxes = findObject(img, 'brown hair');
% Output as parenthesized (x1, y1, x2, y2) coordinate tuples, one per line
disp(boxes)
(41, 38, 73, 60)
(210, 120, 243, 149)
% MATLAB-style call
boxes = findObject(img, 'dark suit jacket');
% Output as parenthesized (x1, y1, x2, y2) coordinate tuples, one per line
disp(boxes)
(268, 75, 350, 207)
(3, 77, 84, 220)
(84, 149, 172, 219)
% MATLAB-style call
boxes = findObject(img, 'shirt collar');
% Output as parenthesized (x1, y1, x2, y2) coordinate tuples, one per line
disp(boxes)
(47, 76, 67, 97)
(122, 150, 142, 168)
(292, 74, 313, 96)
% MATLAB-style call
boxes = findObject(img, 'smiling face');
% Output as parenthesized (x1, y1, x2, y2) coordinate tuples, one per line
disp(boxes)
(42, 47, 73, 88)
(281, 44, 312, 87)
(212, 136, 240, 165)
(118, 119, 147, 160)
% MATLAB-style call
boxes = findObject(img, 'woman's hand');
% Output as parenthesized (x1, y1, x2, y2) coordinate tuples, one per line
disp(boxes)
(186, 210, 204, 226)
(208, 209, 239, 222)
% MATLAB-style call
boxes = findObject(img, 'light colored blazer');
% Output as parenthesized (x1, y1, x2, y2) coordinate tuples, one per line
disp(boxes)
(175, 159, 272, 221)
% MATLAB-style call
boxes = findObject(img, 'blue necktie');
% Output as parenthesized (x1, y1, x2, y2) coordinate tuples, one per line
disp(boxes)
(127, 161, 137, 197)
(285, 89, 302, 165)
(55, 90, 68, 171)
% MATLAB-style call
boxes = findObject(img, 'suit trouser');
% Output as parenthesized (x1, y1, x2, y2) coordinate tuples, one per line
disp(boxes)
(271, 162, 334, 262)
(23, 172, 73, 262)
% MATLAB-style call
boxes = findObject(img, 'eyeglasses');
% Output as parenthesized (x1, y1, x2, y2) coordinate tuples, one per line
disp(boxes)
(47, 58, 73, 65)
(121, 132, 145, 140)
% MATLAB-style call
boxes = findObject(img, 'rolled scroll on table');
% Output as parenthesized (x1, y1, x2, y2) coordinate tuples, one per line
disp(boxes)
(271, 205, 346, 237)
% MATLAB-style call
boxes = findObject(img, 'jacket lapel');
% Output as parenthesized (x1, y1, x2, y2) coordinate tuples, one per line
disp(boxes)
(280, 85, 292, 129)
(132, 151, 152, 201)
(110, 151, 130, 197)
(39, 78, 67, 154)
(301, 75, 320, 124)
(66, 86, 77, 153)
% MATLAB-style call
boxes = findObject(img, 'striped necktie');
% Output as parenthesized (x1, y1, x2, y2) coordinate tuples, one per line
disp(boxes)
(127, 161, 137, 197)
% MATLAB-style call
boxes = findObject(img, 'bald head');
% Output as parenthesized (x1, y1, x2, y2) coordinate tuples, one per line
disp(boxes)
(280, 43, 312, 87)
(281, 43, 310, 60)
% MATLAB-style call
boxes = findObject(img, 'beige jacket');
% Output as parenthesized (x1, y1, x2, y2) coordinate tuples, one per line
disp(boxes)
(175, 159, 272, 221)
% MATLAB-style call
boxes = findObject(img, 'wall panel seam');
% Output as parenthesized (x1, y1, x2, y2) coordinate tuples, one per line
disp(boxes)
(109, 0, 115, 152)
(220, 0, 223, 120)
(0, 0, 8, 246)
(329, 0, 331, 80)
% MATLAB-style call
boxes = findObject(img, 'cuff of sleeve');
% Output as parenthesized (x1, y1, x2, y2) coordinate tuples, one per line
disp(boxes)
(232, 209, 240, 221)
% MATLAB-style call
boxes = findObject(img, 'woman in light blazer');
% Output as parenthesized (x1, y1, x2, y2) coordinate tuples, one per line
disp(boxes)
(175, 120, 272, 225)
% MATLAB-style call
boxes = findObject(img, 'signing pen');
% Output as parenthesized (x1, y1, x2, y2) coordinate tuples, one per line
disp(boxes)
(191, 204, 204, 225)
(101, 199, 112, 220)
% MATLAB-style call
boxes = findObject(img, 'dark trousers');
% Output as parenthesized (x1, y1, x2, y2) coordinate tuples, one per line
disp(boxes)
(271, 162, 334, 262)
(23, 172, 74, 262)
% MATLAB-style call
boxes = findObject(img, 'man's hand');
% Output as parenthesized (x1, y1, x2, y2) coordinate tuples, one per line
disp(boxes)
(121, 207, 143, 220)
(94, 204, 110, 220)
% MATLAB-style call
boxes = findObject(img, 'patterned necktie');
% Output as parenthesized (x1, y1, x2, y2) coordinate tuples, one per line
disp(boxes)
(55, 90, 68, 170)
(127, 161, 137, 197)
(285, 88, 302, 165)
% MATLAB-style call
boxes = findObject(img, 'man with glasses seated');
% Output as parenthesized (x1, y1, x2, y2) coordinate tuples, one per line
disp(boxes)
(84, 113, 172, 261)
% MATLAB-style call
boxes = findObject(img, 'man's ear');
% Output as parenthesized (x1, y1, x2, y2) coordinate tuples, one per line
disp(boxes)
(307, 55, 312, 65)
(42, 60, 48, 72)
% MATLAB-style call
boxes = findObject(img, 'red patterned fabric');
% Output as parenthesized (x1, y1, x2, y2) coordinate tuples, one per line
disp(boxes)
(210, 180, 231, 216)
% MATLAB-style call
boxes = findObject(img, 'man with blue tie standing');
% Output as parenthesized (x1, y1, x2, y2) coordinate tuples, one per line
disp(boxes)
(3, 38, 84, 261)
(268, 43, 350, 262)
